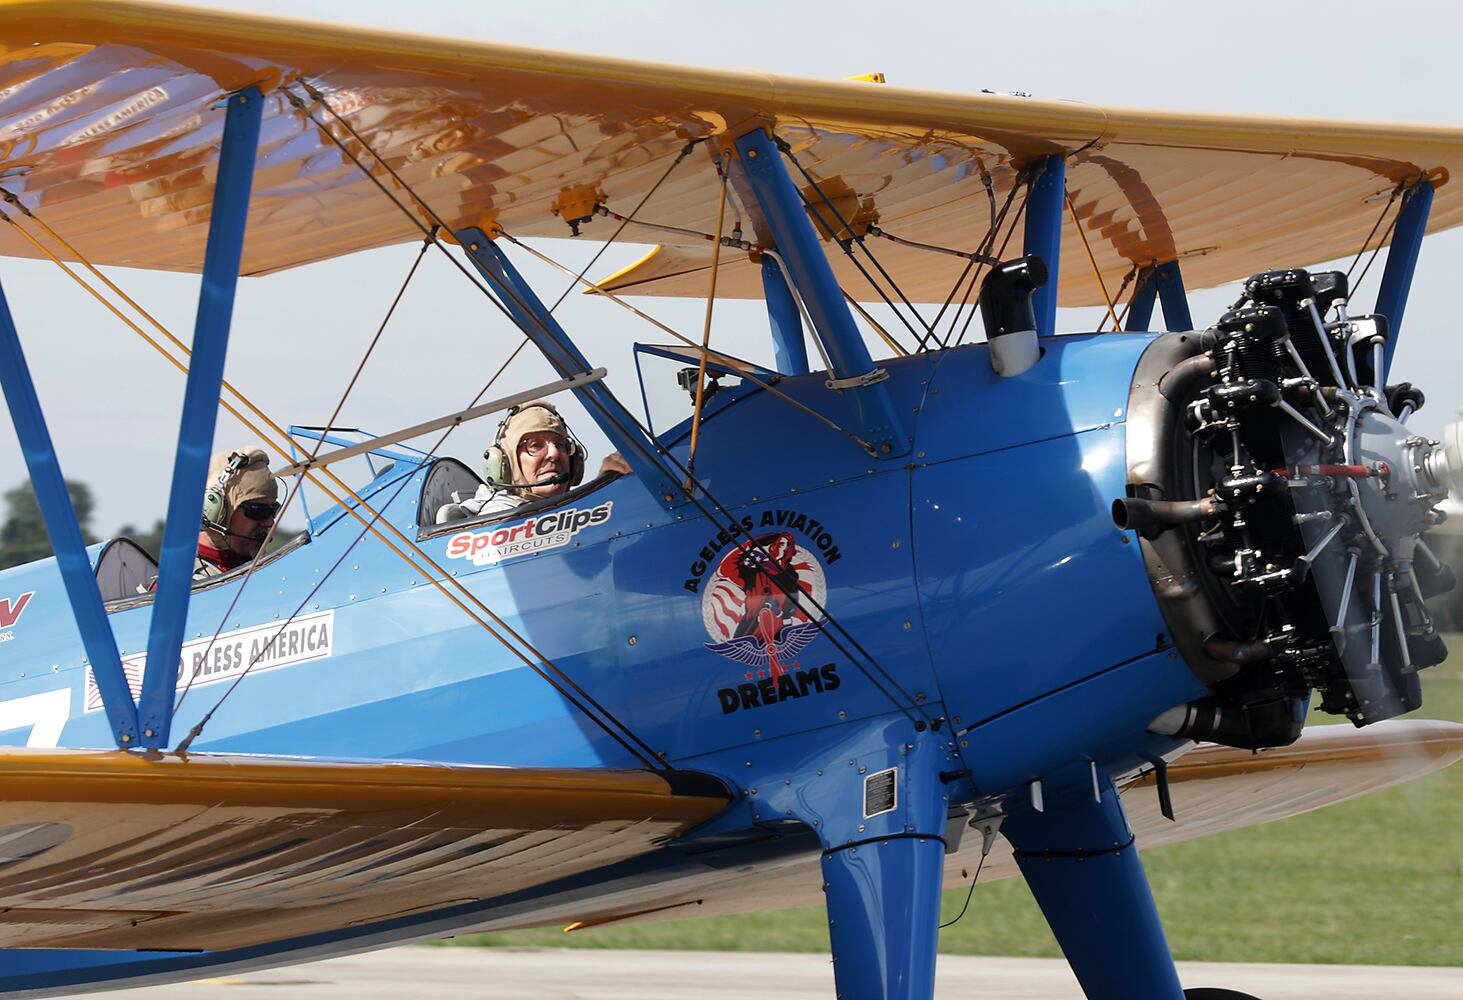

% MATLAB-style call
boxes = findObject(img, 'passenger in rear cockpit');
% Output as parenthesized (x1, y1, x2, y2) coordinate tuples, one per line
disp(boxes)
(196, 448, 280, 579)
(435, 400, 629, 523)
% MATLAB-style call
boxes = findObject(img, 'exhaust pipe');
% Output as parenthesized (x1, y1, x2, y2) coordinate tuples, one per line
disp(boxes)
(1111, 496, 1221, 539)
(1157, 352, 1216, 401)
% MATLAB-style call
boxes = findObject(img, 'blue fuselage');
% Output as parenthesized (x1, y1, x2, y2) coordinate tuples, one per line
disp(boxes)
(1, 333, 1203, 794)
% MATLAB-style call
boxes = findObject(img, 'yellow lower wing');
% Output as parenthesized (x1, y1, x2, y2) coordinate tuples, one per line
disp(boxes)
(1, 724, 1456, 945)
(533, 720, 1463, 929)
(0, 749, 728, 951)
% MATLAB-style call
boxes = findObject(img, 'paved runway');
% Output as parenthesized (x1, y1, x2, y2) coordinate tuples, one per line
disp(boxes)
(59, 947, 1463, 999)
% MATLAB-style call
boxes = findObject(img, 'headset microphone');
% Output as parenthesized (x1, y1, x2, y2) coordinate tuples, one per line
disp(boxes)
(201, 451, 251, 534)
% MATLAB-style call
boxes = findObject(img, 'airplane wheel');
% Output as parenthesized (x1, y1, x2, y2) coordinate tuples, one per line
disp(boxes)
(1184, 991, 1263, 999)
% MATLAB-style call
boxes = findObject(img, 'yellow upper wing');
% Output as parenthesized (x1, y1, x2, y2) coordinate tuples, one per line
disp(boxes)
(0, 0, 1460, 304)
(0, 748, 728, 951)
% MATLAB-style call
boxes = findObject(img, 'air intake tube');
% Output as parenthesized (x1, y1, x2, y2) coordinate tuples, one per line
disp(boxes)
(1148, 693, 1307, 750)
(980, 256, 1047, 377)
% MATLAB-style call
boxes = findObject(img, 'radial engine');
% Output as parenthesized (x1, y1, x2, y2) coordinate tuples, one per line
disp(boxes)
(1118, 267, 1462, 749)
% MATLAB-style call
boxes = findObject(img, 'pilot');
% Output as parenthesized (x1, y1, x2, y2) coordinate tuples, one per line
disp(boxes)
(196, 447, 280, 579)
(436, 401, 629, 522)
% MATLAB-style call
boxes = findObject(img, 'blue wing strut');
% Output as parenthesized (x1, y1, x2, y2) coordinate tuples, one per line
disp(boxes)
(0, 284, 140, 745)
(1376, 177, 1435, 379)
(139, 87, 264, 749)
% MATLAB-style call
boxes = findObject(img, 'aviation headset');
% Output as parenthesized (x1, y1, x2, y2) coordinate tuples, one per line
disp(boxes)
(483, 401, 585, 490)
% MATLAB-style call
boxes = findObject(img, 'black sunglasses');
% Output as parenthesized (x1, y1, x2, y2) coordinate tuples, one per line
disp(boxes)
(239, 501, 281, 521)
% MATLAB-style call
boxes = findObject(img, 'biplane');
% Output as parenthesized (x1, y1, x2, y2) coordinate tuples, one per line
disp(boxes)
(0, 2, 1460, 998)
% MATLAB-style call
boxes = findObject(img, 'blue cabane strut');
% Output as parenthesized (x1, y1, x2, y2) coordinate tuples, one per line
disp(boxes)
(732, 128, 908, 457)
(455, 229, 684, 506)
(759, 255, 809, 375)
(0, 287, 140, 745)
(139, 87, 264, 749)
(1023, 155, 1066, 338)
(1124, 261, 1193, 333)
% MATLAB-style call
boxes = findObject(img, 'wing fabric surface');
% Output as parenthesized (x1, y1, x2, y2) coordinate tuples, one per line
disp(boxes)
(0, 723, 1454, 963)
(0, 748, 728, 951)
(489, 720, 1463, 929)
(0, 0, 1460, 305)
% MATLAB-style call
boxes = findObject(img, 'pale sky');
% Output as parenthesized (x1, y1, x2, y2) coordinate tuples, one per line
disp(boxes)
(2, 0, 1461, 535)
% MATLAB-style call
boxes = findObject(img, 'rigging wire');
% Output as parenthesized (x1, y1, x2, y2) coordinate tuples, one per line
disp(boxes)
(292, 80, 702, 324)
(953, 180, 1030, 348)
(1346, 181, 1409, 300)
(842, 291, 909, 358)
(772, 136, 934, 352)
(937, 169, 1026, 348)
(173, 232, 437, 717)
(927, 166, 1000, 337)
(500, 233, 877, 454)
(480, 248, 938, 727)
(1349, 206, 1402, 302)
(593, 204, 756, 252)
(1103, 264, 1140, 333)
(290, 85, 941, 729)
(1065, 193, 1121, 331)
(866, 225, 1001, 266)
(686, 151, 732, 488)
(567, 369, 941, 731)
(1, 200, 668, 769)
(288, 80, 941, 736)
(931, 256, 977, 340)
(1345, 183, 1404, 287)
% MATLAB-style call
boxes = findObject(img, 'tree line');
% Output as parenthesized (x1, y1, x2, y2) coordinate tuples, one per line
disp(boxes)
(1, 478, 1460, 632)
(0, 480, 285, 572)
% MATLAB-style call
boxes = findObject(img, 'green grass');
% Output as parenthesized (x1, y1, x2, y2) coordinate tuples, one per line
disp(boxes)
(443, 637, 1463, 964)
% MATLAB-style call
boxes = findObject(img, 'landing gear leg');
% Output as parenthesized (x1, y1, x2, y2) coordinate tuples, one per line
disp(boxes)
(822, 834, 946, 999)
(761, 718, 956, 1000)
(1002, 766, 1185, 1000)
